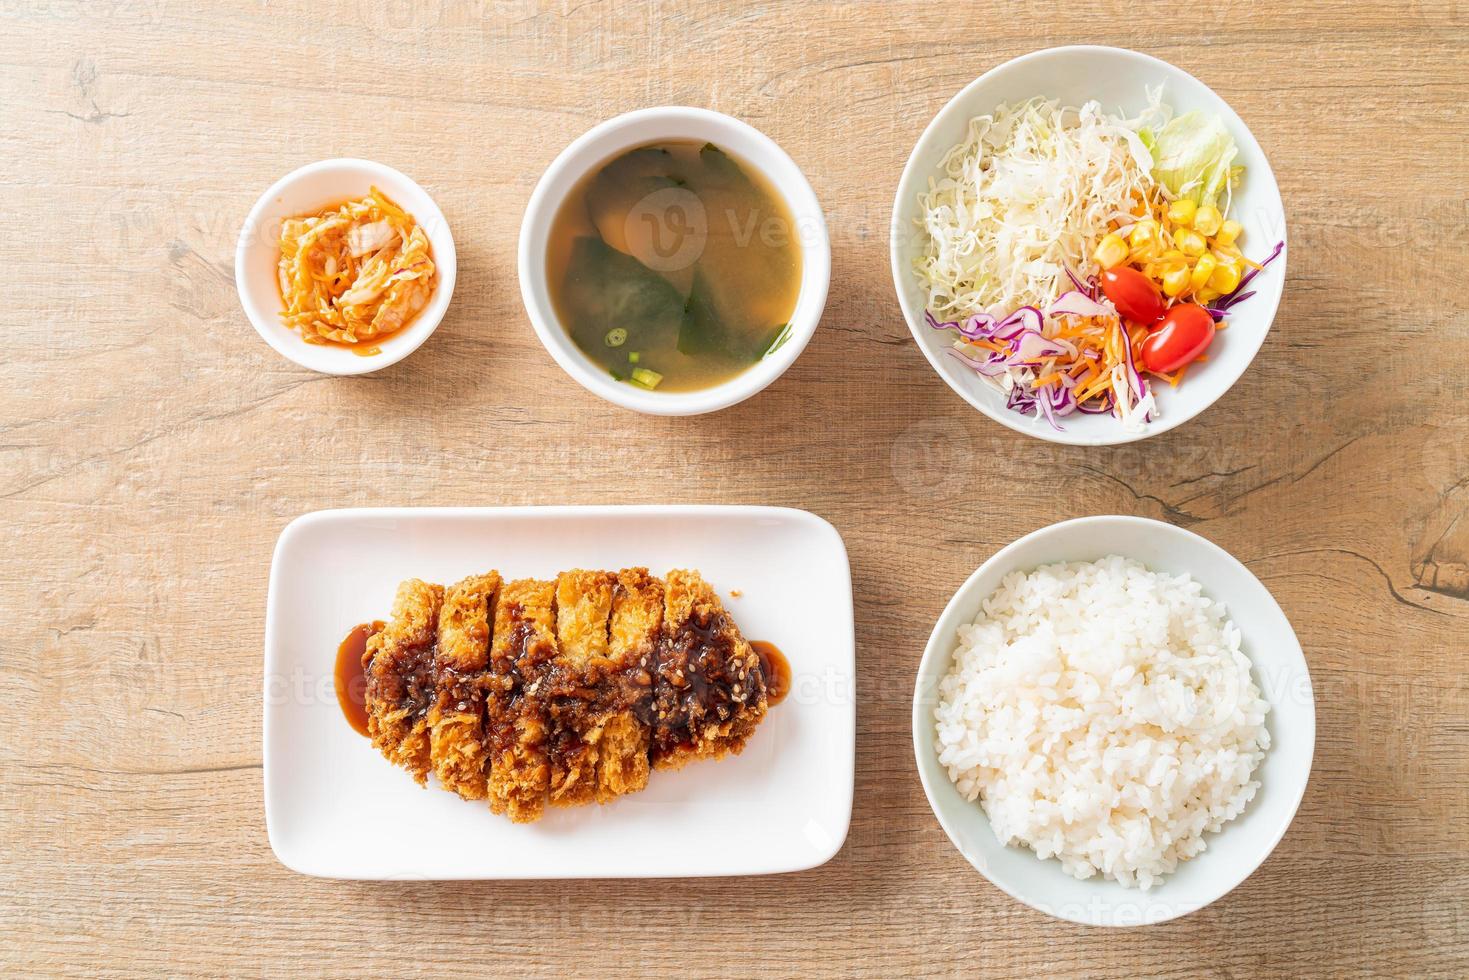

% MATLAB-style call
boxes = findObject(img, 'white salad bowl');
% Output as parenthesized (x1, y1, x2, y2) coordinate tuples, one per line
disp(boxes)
(912, 516, 1314, 926)
(890, 46, 1287, 446)
(519, 107, 831, 416)
(236, 158, 457, 376)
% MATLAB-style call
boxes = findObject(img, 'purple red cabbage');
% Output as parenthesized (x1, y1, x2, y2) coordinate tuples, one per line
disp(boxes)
(1207, 240, 1284, 319)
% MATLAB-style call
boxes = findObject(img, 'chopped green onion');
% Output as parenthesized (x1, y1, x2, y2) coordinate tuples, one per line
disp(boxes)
(628, 351, 640, 364)
(761, 322, 793, 358)
(629, 367, 663, 389)
(610, 368, 628, 381)
(604, 327, 627, 347)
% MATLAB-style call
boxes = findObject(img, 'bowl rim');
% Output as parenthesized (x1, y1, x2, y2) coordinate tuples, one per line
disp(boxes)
(235, 157, 458, 377)
(910, 514, 1315, 925)
(517, 105, 831, 416)
(888, 44, 1288, 446)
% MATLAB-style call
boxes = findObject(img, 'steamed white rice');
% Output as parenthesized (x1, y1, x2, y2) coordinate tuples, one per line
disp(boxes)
(934, 555, 1270, 889)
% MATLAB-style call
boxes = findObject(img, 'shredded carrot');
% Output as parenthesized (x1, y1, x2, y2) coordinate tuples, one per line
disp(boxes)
(1033, 372, 1063, 388)
(1151, 363, 1188, 387)
(1074, 371, 1115, 402)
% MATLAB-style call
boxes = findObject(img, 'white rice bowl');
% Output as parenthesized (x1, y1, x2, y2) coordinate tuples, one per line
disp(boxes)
(934, 555, 1270, 890)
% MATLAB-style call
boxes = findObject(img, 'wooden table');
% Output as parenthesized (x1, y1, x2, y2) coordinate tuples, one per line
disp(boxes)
(4, 2, 1466, 975)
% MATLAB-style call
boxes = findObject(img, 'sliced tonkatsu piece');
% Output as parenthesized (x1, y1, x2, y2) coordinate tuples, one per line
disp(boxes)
(485, 577, 558, 823)
(651, 569, 769, 771)
(428, 572, 501, 800)
(595, 568, 662, 801)
(363, 578, 445, 784)
(544, 569, 616, 808)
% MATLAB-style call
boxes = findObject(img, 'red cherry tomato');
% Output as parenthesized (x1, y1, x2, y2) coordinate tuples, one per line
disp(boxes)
(1101, 267, 1165, 324)
(1142, 304, 1216, 374)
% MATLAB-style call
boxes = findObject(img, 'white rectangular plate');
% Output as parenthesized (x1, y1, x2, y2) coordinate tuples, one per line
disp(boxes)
(263, 505, 855, 879)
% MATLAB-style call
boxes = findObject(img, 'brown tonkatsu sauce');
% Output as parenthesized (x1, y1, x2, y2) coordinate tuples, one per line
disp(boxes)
(474, 593, 771, 779)
(484, 611, 559, 762)
(491, 607, 742, 775)
(751, 641, 790, 705)
(335, 621, 383, 737)
(346, 622, 782, 760)
(648, 606, 763, 759)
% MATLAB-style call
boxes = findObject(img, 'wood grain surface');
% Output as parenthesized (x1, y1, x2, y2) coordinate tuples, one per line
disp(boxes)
(3, 1, 1467, 976)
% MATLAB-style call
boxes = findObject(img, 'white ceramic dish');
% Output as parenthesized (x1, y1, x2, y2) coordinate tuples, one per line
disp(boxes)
(264, 505, 854, 879)
(912, 516, 1313, 926)
(890, 46, 1287, 446)
(236, 158, 457, 376)
(518, 107, 831, 416)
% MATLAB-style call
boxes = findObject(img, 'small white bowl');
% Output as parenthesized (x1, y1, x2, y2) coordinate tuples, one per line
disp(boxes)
(518, 107, 830, 416)
(912, 516, 1314, 926)
(236, 159, 457, 376)
(890, 46, 1287, 446)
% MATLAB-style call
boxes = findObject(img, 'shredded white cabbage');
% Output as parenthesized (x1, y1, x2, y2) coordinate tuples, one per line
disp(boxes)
(915, 97, 1157, 319)
(1114, 369, 1156, 432)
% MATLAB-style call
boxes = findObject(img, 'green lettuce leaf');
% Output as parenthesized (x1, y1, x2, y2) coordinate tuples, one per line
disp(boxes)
(1148, 111, 1241, 210)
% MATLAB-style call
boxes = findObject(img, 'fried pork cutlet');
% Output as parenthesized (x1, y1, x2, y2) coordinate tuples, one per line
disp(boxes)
(486, 578, 558, 823)
(360, 568, 773, 822)
(652, 569, 769, 771)
(546, 569, 616, 808)
(429, 572, 501, 800)
(363, 579, 445, 783)
(595, 568, 662, 802)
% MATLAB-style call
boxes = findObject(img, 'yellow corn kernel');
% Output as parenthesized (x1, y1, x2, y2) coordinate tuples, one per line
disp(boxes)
(1176, 228, 1208, 257)
(1131, 246, 1161, 265)
(1193, 204, 1222, 237)
(1190, 254, 1218, 292)
(1196, 286, 1221, 304)
(1216, 219, 1243, 247)
(1166, 198, 1197, 227)
(1208, 259, 1242, 294)
(1093, 232, 1129, 269)
(1160, 262, 1191, 297)
(1128, 219, 1160, 249)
